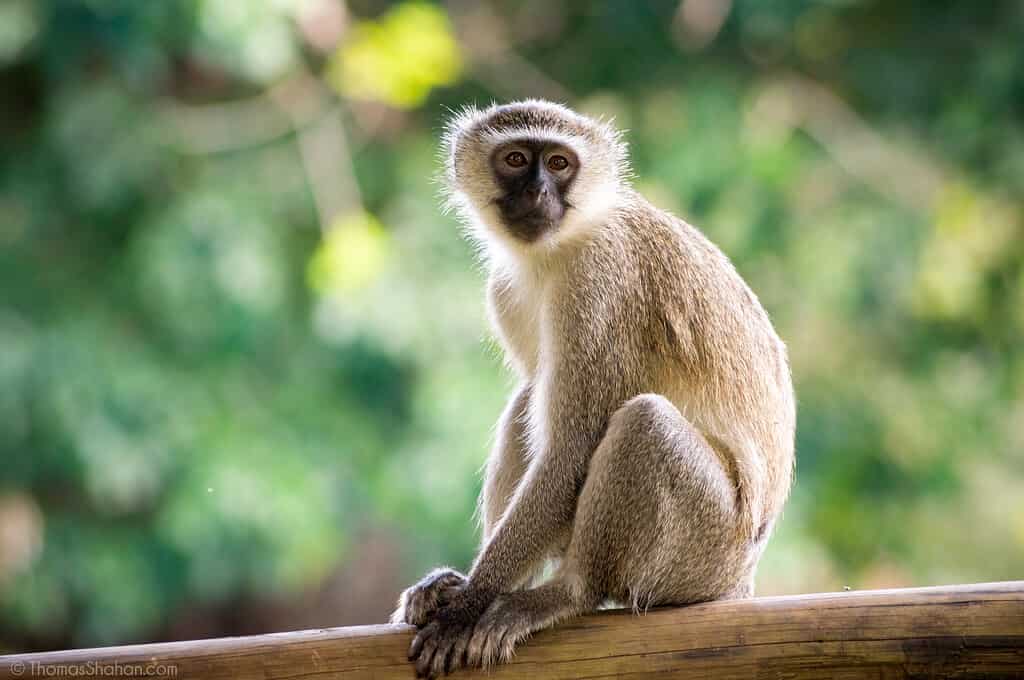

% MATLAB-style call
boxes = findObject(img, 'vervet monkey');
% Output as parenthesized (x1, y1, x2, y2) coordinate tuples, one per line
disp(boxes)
(393, 100, 795, 678)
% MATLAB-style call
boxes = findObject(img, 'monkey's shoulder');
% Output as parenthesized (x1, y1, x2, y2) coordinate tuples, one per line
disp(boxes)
(601, 198, 786, 363)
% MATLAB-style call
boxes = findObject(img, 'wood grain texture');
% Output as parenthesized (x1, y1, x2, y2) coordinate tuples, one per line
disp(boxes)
(2, 582, 1022, 679)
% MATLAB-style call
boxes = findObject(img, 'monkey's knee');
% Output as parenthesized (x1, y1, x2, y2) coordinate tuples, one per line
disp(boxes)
(610, 393, 734, 501)
(600, 394, 720, 495)
(609, 393, 681, 434)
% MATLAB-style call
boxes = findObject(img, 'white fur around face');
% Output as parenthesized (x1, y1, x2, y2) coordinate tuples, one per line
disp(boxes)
(441, 101, 630, 266)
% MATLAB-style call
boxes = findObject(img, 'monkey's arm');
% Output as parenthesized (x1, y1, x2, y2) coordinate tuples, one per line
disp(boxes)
(408, 356, 621, 677)
(467, 352, 626, 596)
(392, 383, 536, 628)
(480, 383, 532, 542)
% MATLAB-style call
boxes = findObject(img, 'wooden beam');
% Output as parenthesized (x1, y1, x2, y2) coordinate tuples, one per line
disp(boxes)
(2, 582, 1022, 679)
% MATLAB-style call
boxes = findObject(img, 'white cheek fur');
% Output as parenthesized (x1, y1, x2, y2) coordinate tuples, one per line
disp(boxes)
(456, 185, 619, 264)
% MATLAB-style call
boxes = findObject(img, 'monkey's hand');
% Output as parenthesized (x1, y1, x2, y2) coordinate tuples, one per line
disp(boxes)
(408, 587, 494, 678)
(390, 567, 467, 627)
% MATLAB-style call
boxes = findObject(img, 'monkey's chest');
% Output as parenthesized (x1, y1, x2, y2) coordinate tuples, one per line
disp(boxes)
(492, 287, 547, 380)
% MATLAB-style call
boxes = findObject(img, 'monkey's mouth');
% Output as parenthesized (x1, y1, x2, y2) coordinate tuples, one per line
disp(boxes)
(498, 201, 566, 241)
(506, 214, 558, 241)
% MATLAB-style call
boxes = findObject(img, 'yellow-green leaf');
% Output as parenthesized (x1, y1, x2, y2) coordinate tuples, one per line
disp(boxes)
(326, 2, 462, 109)
(307, 212, 391, 293)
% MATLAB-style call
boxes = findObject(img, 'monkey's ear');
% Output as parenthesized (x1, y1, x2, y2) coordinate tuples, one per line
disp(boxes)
(439, 104, 476, 166)
(436, 104, 478, 213)
(442, 104, 483, 141)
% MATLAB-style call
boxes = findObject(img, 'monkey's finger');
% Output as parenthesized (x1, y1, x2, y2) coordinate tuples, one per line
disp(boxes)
(446, 632, 467, 675)
(408, 633, 423, 661)
(465, 619, 491, 668)
(434, 639, 454, 675)
(495, 624, 519, 665)
(413, 640, 436, 679)
(416, 637, 443, 679)
(484, 626, 506, 669)
(446, 650, 462, 675)
(476, 624, 498, 669)
(409, 622, 435, 661)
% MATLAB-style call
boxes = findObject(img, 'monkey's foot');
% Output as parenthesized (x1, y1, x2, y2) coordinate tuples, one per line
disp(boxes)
(391, 567, 467, 627)
(464, 594, 538, 669)
(408, 592, 488, 679)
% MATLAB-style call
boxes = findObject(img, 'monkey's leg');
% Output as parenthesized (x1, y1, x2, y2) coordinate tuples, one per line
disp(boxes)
(465, 393, 761, 667)
(574, 393, 760, 608)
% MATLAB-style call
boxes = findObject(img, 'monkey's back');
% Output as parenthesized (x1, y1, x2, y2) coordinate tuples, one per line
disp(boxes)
(601, 192, 796, 532)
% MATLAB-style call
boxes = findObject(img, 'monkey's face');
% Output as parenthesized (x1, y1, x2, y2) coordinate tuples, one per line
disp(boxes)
(489, 141, 578, 242)
(443, 100, 629, 252)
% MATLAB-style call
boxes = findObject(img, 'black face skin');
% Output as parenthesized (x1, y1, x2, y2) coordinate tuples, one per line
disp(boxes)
(490, 140, 579, 242)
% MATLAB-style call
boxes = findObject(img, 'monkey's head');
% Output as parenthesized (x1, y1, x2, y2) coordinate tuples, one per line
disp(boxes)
(443, 100, 629, 253)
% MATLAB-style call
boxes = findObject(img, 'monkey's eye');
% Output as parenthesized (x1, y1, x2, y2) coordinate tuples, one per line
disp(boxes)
(505, 151, 528, 168)
(547, 155, 570, 171)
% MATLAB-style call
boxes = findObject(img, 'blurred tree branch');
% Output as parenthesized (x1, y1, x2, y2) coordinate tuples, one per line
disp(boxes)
(445, 0, 574, 102)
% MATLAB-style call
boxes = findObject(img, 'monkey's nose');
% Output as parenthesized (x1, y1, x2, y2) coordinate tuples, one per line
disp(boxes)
(524, 184, 548, 203)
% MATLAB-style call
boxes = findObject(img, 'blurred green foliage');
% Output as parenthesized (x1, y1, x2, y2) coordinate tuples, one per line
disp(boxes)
(1, 0, 1022, 653)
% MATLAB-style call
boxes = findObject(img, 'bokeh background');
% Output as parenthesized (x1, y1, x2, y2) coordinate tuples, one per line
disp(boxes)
(1, 0, 1022, 654)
